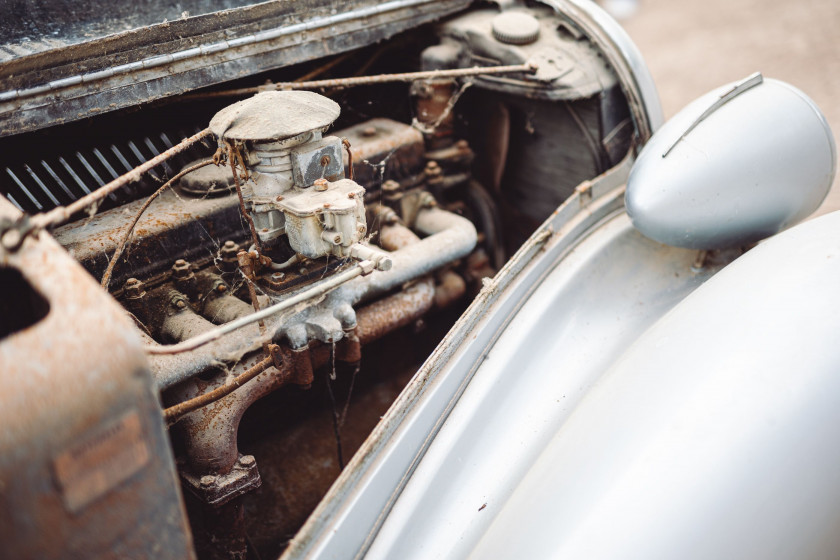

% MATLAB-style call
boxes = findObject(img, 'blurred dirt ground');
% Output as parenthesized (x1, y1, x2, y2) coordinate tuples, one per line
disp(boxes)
(617, 0, 840, 215)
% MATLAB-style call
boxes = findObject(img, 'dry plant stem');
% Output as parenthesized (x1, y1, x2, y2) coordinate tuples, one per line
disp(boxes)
(100, 159, 214, 291)
(164, 356, 275, 425)
(225, 141, 269, 349)
(342, 138, 354, 180)
(227, 141, 262, 255)
(33, 128, 212, 231)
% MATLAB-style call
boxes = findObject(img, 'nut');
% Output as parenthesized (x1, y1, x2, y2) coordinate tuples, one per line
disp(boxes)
(425, 160, 442, 177)
(199, 475, 216, 489)
(171, 259, 192, 280)
(239, 455, 256, 468)
(124, 278, 145, 299)
(314, 178, 328, 192)
(382, 179, 401, 193)
(221, 240, 240, 262)
(271, 272, 286, 282)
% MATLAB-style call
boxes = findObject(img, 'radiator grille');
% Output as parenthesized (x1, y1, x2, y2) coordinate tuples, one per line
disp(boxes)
(1, 125, 213, 214)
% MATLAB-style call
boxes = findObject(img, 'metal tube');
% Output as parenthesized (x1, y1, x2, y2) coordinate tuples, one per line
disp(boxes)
(163, 356, 274, 425)
(149, 208, 476, 388)
(341, 207, 477, 304)
(145, 261, 370, 355)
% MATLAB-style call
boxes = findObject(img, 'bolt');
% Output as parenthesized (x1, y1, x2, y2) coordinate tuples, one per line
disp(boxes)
(314, 178, 328, 192)
(171, 296, 187, 310)
(261, 227, 268, 232)
(323, 203, 331, 209)
(361, 126, 377, 137)
(320, 155, 331, 167)
(200, 475, 216, 489)
(171, 259, 192, 280)
(239, 455, 256, 468)
(124, 278, 144, 299)
(271, 272, 286, 282)
(357, 225, 367, 235)
(221, 240, 240, 262)
(216, 283, 228, 293)
(456, 139, 470, 150)
(299, 267, 308, 275)
(425, 160, 442, 177)
(276, 195, 284, 202)
(334, 234, 342, 243)
(382, 179, 401, 193)
(347, 192, 355, 199)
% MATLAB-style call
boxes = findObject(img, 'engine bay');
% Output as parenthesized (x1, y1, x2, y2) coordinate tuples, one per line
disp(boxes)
(0, 4, 635, 558)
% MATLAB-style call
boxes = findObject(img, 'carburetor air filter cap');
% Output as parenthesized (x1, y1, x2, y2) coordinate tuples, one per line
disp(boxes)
(209, 91, 341, 141)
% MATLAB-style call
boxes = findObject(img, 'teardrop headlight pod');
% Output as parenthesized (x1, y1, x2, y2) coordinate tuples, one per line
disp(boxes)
(625, 73, 837, 249)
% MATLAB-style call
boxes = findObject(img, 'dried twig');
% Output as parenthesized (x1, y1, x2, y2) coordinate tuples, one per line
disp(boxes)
(101, 159, 214, 291)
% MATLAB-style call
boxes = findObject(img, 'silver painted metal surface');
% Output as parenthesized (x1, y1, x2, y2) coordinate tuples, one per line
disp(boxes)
(470, 210, 840, 559)
(662, 71, 763, 157)
(365, 212, 733, 560)
(626, 76, 836, 249)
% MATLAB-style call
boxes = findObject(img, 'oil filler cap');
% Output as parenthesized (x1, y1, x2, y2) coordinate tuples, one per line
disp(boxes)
(492, 12, 541, 45)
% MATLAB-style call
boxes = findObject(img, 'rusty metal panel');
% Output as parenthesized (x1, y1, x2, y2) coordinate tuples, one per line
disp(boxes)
(0, 197, 194, 559)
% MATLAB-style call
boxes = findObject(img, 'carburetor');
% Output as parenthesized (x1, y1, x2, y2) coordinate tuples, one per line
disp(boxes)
(209, 91, 370, 261)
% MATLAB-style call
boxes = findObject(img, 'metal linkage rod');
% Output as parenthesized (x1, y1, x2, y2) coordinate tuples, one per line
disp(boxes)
(40, 129, 212, 231)
(1, 128, 213, 251)
(186, 64, 538, 100)
(100, 159, 214, 291)
(164, 355, 274, 424)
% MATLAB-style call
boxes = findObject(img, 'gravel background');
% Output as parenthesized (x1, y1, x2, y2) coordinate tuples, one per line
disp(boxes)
(617, 0, 840, 215)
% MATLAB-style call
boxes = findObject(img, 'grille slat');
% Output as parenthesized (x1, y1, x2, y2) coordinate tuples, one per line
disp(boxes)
(40, 160, 76, 201)
(59, 157, 93, 196)
(23, 164, 61, 206)
(1, 125, 213, 214)
(110, 145, 134, 173)
(92, 148, 121, 181)
(145, 136, 175, 177)
(127, 140, 162, 182)
(6, 168, 43, 211)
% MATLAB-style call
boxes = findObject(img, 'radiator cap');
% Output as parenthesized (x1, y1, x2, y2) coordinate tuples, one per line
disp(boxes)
(626, 73, 836, 249)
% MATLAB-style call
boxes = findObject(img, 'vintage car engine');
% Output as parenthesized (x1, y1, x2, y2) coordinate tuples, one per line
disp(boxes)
(0, 3, 637, 559)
